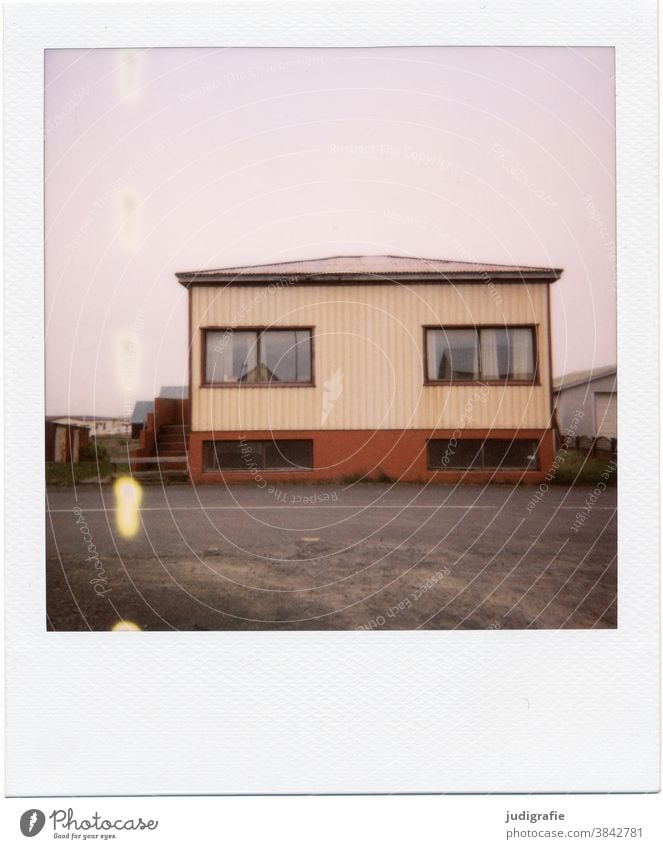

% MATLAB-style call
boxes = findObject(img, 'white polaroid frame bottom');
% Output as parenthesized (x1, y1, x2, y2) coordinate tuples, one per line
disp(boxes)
(4, 0, 658, 795)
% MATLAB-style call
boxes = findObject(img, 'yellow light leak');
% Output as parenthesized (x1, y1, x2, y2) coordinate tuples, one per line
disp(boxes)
(115, 187, 142, 249)
(113, 330, 142, 397)
(112, 620, 142, 632)
(114, 476, 143, 538)
(118, 49, 144, 101)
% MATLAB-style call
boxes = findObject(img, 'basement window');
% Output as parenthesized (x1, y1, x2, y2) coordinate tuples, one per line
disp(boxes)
(204, 328, 313, 385)
(203, 439, 313, 472)
(427, 438, 540, 470)
(425, 326, 537, 382)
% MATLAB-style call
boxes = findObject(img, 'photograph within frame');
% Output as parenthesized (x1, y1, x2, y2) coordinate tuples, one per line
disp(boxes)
(44, 45, 617, 632)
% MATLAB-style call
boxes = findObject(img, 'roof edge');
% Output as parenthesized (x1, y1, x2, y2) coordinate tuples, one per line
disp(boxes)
(553, 366, 617, 392)
(176, 269, 563, 286)
(175, 254, 563, 286)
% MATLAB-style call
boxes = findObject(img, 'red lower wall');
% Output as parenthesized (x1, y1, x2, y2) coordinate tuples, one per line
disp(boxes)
(187, 428, 555, 485)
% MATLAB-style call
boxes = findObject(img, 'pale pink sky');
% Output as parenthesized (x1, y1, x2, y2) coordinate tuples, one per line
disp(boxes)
(45, 46, 615, 416)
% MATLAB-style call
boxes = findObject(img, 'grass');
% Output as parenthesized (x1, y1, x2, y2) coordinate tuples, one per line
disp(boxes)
(46, 459, 112, 485)
(46, 437, 136, 485)
(338, 468, 395, 485)
(550, 450, 617, 487)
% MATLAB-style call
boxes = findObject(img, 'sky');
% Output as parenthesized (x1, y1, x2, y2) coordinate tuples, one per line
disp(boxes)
(45, 46, 615, 416)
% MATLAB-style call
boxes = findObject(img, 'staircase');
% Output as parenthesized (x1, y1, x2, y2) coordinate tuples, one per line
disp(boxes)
(154, 424, 189, 467)
(148, 423, 189, 481)
(125, 396, 191, 484)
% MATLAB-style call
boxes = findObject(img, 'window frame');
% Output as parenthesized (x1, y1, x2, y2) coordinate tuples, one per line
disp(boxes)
(423, 324, 539, 386)
(202, 439, 314, 472)
(426, 437, 541, 471)
(201, 326, 315, 388)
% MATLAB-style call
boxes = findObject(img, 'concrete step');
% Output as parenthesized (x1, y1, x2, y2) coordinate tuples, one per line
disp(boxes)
(137, 462, 189, 472)
(124, 469, 189, 484)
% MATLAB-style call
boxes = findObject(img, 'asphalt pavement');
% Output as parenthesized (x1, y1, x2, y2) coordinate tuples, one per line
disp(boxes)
(46, 481, 617, 631)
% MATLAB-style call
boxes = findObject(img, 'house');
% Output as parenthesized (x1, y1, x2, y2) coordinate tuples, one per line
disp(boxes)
(175, 255, 563, 484)
(130, 401, 154, 439)
(50, 415, 131, 437)
(158, 385, 188, 400)
(131, 388, 189, 439)
(89, 417, 131, 437)
(45, 418, 90, 463)
(553, 365, 616, 444)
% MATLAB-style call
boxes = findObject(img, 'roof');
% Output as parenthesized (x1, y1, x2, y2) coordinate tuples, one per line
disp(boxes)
(46, 415, 123, 423)
(553, 365, 617, 392)
(159, 385, 188, 399)
(45, 417, 91, 430)
(176, 254, 563, 286)
(131, 401, 154, 424)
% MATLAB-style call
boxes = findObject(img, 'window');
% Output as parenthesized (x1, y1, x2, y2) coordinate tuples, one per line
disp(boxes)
(426, 327, 536, 382)
(204, 328, 312, 385)
(427, 438, 539, 470)
(203, 439, 313, 472)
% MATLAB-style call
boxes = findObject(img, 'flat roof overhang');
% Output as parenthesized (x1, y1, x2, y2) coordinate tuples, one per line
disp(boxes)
(176, 269, 563, 288)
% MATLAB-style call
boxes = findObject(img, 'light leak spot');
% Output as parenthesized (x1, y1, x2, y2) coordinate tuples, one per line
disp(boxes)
(114, 476, 143, 538)
(111, 620, 142, 632)
(118, 49, 144, 101)
(115, 187, 142, 248)
(113, 329, 142, 398)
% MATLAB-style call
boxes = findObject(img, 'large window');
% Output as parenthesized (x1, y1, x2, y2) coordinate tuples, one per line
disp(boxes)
(204, 328, 312, 385)
(203, 439, 313, 472)
(426, 326, 536, 382)
(427, 438, 539, 470)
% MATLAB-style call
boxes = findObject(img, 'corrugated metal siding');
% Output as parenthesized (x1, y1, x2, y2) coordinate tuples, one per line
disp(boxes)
(191, 283, 551, 432)
(594, 393, 617, 439)
(555, 374, 617, 438)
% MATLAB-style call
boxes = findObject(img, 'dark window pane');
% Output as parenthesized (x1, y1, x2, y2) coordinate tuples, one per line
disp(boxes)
(428, 438, 539, 470)
(206, 330, 257, 383)
(239, 441, 265, 469)
(427, 329, 478, 381)
(427, 439, 483, 470)
(483, 439, 538, 469)
(203, 441, 245, 470)
(264, 439, 313, 469)
(203, 440, 313, 471)
(261, 330, 311, 383)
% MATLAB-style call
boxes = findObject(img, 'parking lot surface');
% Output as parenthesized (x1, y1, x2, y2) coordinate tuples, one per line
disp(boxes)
(46, 482, 617, 631)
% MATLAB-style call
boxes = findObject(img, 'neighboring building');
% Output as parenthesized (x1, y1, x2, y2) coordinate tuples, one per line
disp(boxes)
(553, 365, 617, 442)
(176, 255, 563, 484)
(49, 416, 131, 437)
(131, 389, 188, 438)
(89, 417, 131, 437)
(130, 401, 154, 439)
(158, 385, 188, 400)
(45, 419, 90, 463)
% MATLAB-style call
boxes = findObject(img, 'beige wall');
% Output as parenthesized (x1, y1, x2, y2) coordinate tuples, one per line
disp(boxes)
(190, 282, 552, 432)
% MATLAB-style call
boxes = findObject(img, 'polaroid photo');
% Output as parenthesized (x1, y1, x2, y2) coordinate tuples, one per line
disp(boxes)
(4, 0, 659, 800)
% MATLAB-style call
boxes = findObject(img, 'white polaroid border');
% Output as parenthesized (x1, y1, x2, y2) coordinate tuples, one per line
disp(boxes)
(4, 0, 658, 794)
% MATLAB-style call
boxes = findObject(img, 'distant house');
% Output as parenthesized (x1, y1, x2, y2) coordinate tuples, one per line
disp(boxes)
(45, 418, 90, 463)
(176, 254, 564, 484)
(553, 365, 617, 442)
(49, 415, 131, 437)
